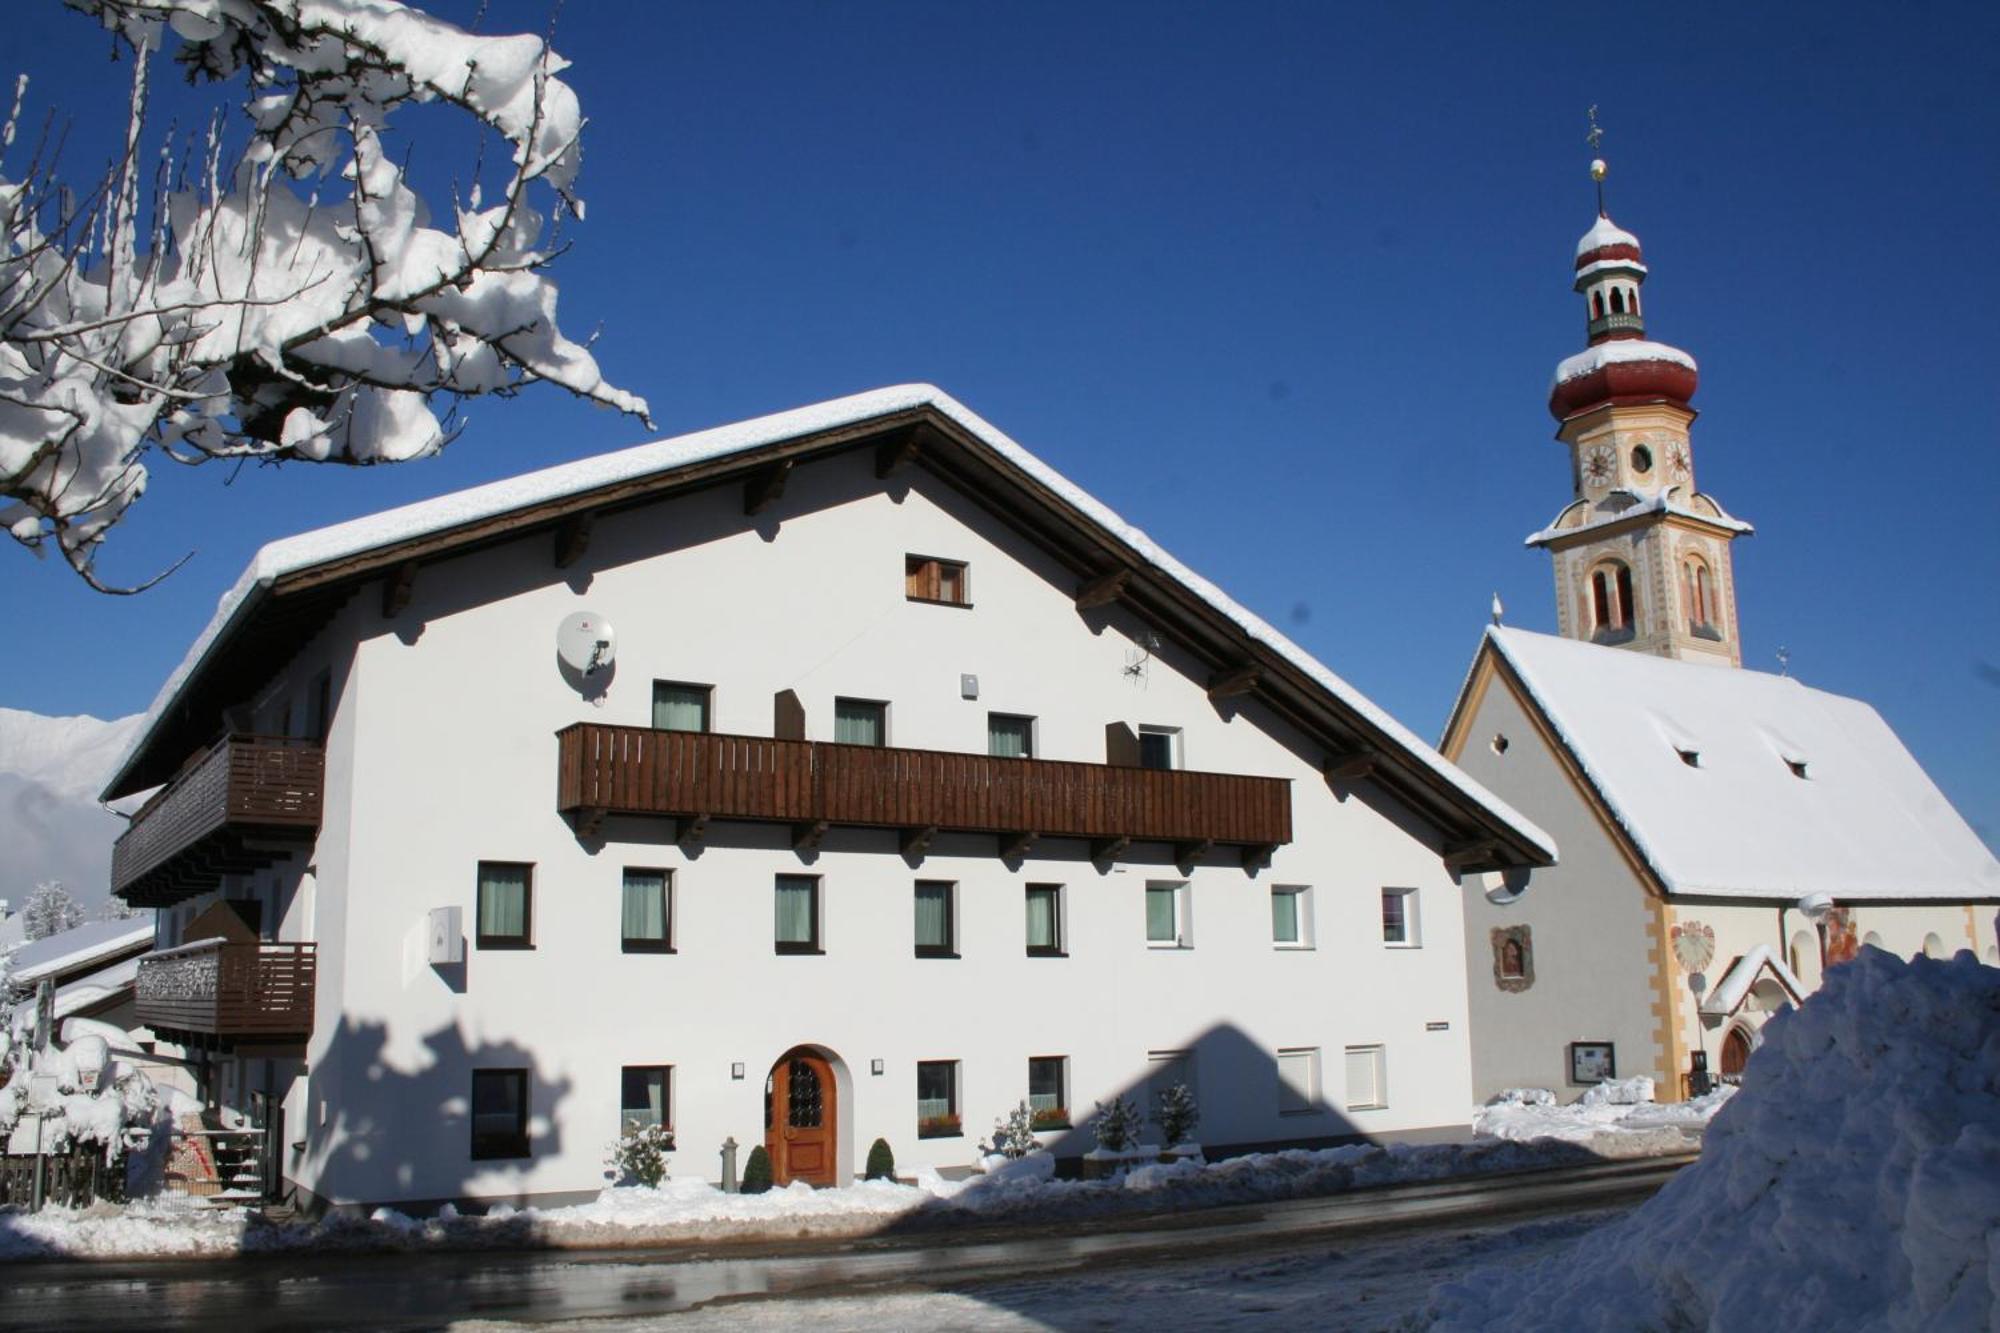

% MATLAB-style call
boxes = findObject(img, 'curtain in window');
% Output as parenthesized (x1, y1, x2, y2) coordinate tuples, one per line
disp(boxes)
(775, 877, 816, 944)
(988, 716, 1030, 758)
(623, 871, 668, 942)
(1028, 1059, 1063, 1113)
(1278, 1051, 1315, 1112)
(915, 883, 950, 949)
(1345, 1046, 1384, 1109)
(479, 864, 528, 939)
(1272, 891, 1299, 944)
(621, 1068, 666, 1131)
(1026, 889, 1057, 949)
(834, 701, 883, 746)
(1146, 886, 1176, 941)
(653, 684, 708, 732)
(916, 1063, 954, 1120)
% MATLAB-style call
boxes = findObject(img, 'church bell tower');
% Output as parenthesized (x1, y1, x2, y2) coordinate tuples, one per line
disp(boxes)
(1530, 148, 1750, 667)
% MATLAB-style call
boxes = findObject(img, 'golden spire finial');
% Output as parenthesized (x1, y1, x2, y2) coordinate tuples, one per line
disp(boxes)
(1586, 106, 1608, 215)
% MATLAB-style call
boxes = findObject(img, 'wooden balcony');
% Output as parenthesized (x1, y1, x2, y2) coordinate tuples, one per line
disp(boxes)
(112, 736, 324, 907)
(135, 941, 317, 1048)
(556, 724, 1292, 863)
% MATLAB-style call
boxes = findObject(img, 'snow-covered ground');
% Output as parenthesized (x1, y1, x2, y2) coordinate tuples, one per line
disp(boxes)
(1425, 948, 2000, 1331)
(0, 1109, 1703, 1263)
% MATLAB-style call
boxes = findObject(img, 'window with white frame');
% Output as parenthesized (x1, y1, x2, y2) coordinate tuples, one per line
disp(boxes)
(914, 880, 957, 958)
(1145, 881, 1191, 948)
(476, 862, 532, 950)
(1380, 887, 1419, 946)
(1271, 885, 1312, 948)
(621, 868, 672, 952)
(1025, 884, 1065, 956)
(1344, 1044, 1387, 1111)
(1137, 724, 1182, 771)
(620, 1066, 671, 1137)
(775, 874, 821, 954)
(1277, 1047, 1320, 1115)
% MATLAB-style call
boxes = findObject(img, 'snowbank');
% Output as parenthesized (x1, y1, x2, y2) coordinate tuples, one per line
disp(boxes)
(1474, 1085, 1731, 1159)
(1426, 949, 2000, 1331)
(0, 1129, 1635, 1262)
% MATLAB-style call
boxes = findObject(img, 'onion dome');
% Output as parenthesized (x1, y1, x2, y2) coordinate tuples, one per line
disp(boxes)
(1549, 211, 1697, 420)
(1575, 214, 1643, 268)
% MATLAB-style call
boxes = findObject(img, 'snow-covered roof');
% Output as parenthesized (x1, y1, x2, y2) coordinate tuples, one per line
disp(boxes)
(104, 385, 1554, 862)
(1484, 626, 2000, 901)
(1698, 944, 1805, 1016)
(1524, 490, 1754, 547)
(1574, 257, 1648, 284)
(1575, 214, 1641, 260)
(51, 954, 142, 1021)
(7, 919, 154, 987)
(1550, 340, 1697, 390)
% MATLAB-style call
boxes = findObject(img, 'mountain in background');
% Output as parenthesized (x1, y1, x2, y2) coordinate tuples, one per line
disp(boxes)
(0, 707, 147, 916)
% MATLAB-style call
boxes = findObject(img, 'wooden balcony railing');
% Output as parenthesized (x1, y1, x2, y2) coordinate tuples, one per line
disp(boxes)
(112, 736, 324, 906)
(556, 724, 1292, 859)
(135, 941, 317, 1047)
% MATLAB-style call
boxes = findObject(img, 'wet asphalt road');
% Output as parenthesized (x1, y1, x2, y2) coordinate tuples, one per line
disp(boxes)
(0, 1157, 1687, 1331)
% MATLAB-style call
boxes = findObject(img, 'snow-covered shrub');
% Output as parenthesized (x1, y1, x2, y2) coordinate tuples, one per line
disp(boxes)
(22, 882, 85, 941)
(605, 1125, 674, 1188)
(1091, 1096, 1142, 1153)
(1156, 1082, 1200, 1147)
(865, 1137, 896, 1180)
(741, 1145, 773, 1194)
(993, 1099, 1038, 1159)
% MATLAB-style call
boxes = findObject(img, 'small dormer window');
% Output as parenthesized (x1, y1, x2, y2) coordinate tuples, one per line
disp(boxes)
(1786, 759, 1809, 780)
(1676, 747, 1700, 768)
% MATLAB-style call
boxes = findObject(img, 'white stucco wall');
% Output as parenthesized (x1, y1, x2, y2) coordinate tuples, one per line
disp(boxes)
(259, 450, 1480, 1209)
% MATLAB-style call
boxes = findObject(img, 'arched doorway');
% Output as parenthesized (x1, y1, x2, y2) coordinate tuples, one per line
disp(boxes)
(766, 1047, 839, 1187)
(1719, 1027, 1752, 1083)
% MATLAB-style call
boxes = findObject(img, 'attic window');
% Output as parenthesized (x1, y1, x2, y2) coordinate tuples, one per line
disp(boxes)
(906, 555, 969, 607)
(1786, 759, 1809, 780)
(1675, 747, 1701, 768)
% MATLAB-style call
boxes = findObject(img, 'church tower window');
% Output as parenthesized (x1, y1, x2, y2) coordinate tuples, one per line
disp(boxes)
(1682, 556, 1719, 639)
(1589, 561, 1635, 642)
(1610, 287, 1626, 314)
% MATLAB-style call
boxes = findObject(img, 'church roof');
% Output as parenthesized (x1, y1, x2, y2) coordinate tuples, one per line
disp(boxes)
(1480, 626, 2000, 903)
(102, 385, 1555, 868)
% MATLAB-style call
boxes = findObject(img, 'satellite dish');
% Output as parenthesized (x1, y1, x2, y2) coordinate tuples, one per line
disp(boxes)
(557, 611, 616, 677)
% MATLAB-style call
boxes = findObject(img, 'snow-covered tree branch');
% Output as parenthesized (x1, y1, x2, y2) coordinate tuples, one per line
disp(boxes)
(2, 0, 650, 590)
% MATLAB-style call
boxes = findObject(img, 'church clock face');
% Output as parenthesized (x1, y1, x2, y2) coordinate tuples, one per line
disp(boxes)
(1667, 441, 1691, 483)
(1582, 443, 1617, 488)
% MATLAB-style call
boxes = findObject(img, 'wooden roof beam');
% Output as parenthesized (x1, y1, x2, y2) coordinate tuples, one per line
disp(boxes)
(1324, 752, 1379, 783)
(1074, 567, 1130, 610)
(553, 512, 595, 569)
(381, 561, 417, 618)
(744, 458, 794, 516)
(1207, 664, 1261, 701)
(875, 425, 924, 478)
(1442, 839, 1501, 871)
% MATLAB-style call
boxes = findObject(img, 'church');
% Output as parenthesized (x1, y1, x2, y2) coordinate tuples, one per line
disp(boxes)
(1442, 164, 2000, 1104)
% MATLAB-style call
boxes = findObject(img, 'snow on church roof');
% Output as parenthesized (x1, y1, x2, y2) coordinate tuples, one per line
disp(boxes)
(1575, 214, 1641, 260)
(1698, 944, 1804, 1017)
(1486, 626, 2000, 902)
(105, 386, 1554, 861)
(1550, 339, 1698, 391)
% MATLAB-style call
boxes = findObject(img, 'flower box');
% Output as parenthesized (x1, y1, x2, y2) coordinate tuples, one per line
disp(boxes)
(1030, 1107, 1070, 1131)
(917, 1114, 962, 1139)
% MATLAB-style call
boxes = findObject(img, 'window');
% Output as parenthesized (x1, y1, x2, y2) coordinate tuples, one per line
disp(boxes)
(1271, 886, 1312, 948)
(1146, 1049, 1198, 1128)
(906, 554, 970, 606)
(916, 1060, 960, 1137)
(476, 862, 532, 949)
(1025, 884, 1065, 956)
(1146, 881, 1191, 948)
(652, 681, 712, 733)
(621, 868, 672, 952)
(1138, 725, 1181, 771)
(914, 880, 957, 958)
(620, 1066, 671, 1137)
(834, 697, 887, 747)
(1589, 561, 1635, 641)
(1028, 1056, 1069, 1129)
(1381, 887, 1419, 947)
(1277, 1047, 1320, 1115)
(775, 874, 821, 954)
(470, 1069, 529, 1159)
(307, 670, 333, 742)
(1343, 1045, 1387, 1111)
(988, 713, 1035, 759)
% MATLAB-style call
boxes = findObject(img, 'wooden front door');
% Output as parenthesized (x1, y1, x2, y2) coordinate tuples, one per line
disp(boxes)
(766, 1050, 837, 1187)
(1720, 1027, 1752, 1081)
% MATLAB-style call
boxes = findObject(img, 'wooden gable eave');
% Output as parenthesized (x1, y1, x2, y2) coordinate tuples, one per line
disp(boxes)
(1448, 642, 1670, 900)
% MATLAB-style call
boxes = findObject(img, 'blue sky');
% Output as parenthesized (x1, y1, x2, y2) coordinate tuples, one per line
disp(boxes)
(5, 2, 1996, 847)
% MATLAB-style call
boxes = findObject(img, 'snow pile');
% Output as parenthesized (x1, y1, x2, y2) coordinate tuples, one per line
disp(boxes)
(1550, 338, 1697, 389)
(1476, 1086, 1731, 1159)
(0, 1028, 160, 1165)
(1427, 949, 2000, 1331)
